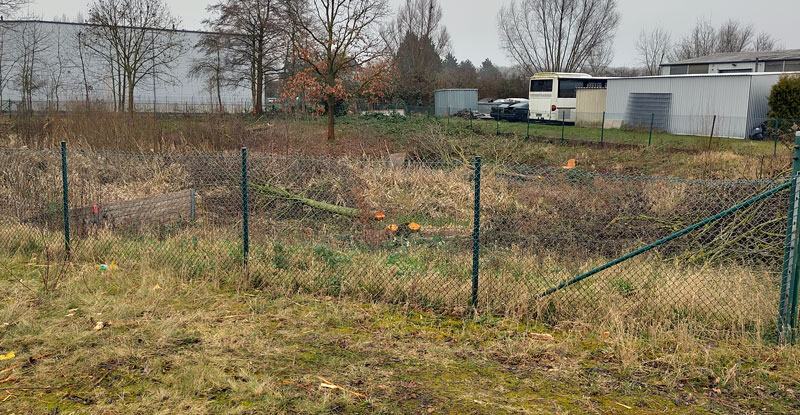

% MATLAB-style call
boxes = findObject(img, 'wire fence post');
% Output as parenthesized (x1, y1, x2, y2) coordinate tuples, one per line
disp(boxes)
(561, 111, 565, 144)
(241, 147, 249, 268)
(60, 141, 70, 257)
(707, 115, 717, 150)
(648, 113, 655, 147)
(469, 108, 473, 130)
(471, 156, 482, 309)
(779, 131, 800, 344)
(774, 117, 780, 156)
(526, 116, 531, 140)
(600, 111, 606, 146)
(495, 112, 499, 135)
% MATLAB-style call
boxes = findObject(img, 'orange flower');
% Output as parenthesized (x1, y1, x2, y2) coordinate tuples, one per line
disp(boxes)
(408, 222, 421, 232)
(375, 211, 386, 221)
(386, 224, 399, 232)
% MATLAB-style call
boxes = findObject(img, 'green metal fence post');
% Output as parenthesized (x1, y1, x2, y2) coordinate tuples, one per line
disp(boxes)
(560, 112, 565, 144)
(526, 116, 531, 140)
(774, 117, 780, 156)
(648, 113, 655, 147)
(470, 109, 473, 130)
(241, 147, 249, 268)
(471, 157, 482, 309)
(60, 141, 70, 256)
(496, 112, 499, 135)
(779, 132, 800, 344)
(790, 132, 800, 343)
(600, 111, 606, 146)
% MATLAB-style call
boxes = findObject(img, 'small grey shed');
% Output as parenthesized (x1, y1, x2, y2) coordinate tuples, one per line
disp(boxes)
(434, 89, 478, 117)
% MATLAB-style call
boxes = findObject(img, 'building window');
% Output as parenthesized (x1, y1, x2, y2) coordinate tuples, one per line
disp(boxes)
(688, 64, 709, 74)
(785, 61, 800, 72)
(764, 61, 784, 72)
(670, 65, 688, 75)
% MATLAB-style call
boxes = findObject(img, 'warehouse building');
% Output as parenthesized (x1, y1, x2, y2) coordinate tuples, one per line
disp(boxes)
(604, 72, 796, 139)
(660, 50, 800, 75)
(0, 20, 252, 112)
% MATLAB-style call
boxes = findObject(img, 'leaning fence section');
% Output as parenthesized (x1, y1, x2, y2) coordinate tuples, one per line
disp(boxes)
(478, 162, 791, 336)
(1, 143, 798, 341)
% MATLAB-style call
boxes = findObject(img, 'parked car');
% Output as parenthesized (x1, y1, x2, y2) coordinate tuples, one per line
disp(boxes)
(489, 98, 528, 120)
(503, 102, 529, 122)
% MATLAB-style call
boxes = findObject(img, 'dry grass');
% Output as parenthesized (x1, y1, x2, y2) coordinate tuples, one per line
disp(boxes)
(0, 250, 799, 414)
(1, 110, 792, 180)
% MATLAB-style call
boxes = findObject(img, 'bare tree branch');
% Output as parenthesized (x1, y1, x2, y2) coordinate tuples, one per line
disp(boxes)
(497, 0, 620, 74)
(636, 27, 671, 76)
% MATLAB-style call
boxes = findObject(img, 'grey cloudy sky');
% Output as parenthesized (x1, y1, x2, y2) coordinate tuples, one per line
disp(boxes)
(26, 0, 799, 69)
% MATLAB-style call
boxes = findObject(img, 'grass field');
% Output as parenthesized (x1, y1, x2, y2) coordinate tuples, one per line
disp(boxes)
(1, 255, 799, 414)
(1, 110, 799, 413)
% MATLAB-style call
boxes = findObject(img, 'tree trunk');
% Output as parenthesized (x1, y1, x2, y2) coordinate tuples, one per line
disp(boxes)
(327, 94, 336, 141)
(127, 75, 135, 113)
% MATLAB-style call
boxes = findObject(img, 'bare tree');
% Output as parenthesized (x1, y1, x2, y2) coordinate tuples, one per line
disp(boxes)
(636, 27, 672, 76)
(15, 21, 49, 113)
(674, 19, 717, 60)
(716, 19, 754, 53)
(675, 19, 779, 60)
(45, 24, 66, 110)
(0, 22, 21, 105)
(190, 33, 227, 113)
(0, 0, 30, 16)
(498, 0, 620, 74)
(582, 40, 613, 75)
(86, 0, 186, 112)
(72, 30, 93, 106)
(754, 32, 780, 52)
(205, 0, 286, 114)
(382, 0, 450, 55)
(286, 0, 390, 141)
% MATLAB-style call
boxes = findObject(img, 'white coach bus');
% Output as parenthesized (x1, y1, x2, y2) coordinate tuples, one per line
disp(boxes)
(529, 73, 608, 123)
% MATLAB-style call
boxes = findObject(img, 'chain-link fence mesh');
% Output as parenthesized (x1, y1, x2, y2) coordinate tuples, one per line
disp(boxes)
(478, 163, 791, 336)
(1, 146, 795, 339)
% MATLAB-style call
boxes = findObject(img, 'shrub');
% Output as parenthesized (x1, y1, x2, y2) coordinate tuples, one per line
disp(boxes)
(768, 74, 800, 119)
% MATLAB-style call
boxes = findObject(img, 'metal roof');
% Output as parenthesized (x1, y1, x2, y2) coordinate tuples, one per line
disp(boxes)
(611, 71, 800, 81)
(664, 49, 800, 66)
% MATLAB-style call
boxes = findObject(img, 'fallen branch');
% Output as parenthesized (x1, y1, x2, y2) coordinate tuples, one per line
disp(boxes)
(252, 183, 360, 218)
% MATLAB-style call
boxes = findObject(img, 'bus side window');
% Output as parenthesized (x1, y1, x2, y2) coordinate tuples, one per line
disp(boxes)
(557, 79, 583, 98)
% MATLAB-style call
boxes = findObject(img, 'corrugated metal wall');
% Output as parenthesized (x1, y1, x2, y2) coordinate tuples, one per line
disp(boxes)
(434, 89, 478, 117)
(575, 88, 606, 127)
(606, 74, 770, 139)
(747, 73, 783, 133)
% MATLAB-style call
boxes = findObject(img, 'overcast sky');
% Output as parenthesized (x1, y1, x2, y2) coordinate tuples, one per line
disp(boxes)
(24, 0, 799, 69)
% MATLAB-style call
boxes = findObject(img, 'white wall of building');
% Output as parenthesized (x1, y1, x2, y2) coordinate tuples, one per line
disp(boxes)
(0, 21, 253, 113)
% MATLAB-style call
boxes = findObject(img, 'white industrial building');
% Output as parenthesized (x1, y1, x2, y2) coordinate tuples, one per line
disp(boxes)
(0, 20, 252, 113)
(660, 50, 800, 75)
(604, 72, 796, 139)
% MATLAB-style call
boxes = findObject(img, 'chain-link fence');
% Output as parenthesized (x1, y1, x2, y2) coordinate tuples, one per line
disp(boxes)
(2, 142, 799, 341)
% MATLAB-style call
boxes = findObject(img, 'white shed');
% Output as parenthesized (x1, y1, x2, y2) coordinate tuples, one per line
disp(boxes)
(605, 73, 796, 139)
